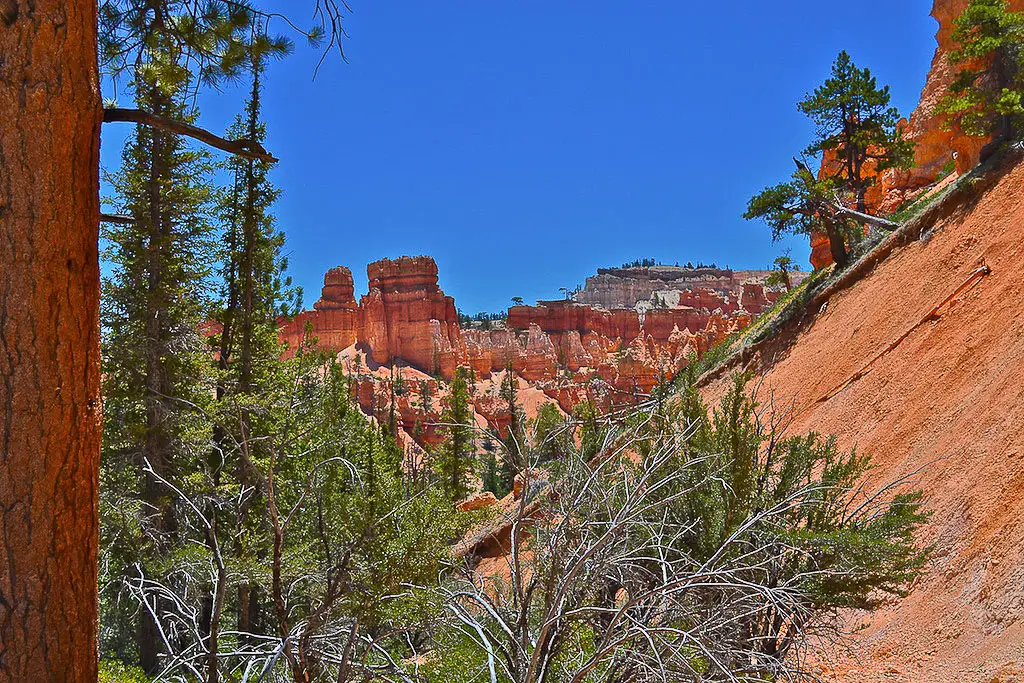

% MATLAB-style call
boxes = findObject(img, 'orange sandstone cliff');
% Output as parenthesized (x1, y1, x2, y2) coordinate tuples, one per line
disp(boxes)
(706, 153, 1024, 681)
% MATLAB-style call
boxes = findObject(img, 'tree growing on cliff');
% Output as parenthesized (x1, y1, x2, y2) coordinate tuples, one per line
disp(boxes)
(938, 0, 1024, 143)
(800, 50, 915, 213)
(745, 160, 860, 266)
(746, 52, 909, 267)
(766, 253, 799, 291)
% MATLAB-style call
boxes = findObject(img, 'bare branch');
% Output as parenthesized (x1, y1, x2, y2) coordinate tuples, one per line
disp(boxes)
(103, 107, 278, 162)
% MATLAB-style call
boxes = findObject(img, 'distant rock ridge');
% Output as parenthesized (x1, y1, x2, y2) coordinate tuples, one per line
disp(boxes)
(279, 257, 786, 419)
(574, 264, 782, 311)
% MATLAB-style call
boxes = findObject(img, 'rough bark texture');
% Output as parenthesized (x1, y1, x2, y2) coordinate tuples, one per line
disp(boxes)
(0, 0, 102, 681)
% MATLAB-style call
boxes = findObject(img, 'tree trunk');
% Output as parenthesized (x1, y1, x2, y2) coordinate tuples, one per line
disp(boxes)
(824, 222, 849, 268)
(139, 80, 176, 676)
(0, 1, 102, 681)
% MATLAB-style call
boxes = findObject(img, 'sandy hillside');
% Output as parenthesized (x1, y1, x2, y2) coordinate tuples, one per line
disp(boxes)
(704, 158, 1024, 682)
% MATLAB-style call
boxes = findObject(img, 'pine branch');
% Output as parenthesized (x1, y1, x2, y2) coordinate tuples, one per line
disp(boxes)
(103, 107, 278, 162)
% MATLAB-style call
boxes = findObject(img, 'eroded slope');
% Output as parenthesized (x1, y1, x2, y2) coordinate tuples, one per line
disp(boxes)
(705, 159, 1024, 681)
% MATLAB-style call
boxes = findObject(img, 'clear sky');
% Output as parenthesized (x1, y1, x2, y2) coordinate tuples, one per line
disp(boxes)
(100, 1, 938, 314)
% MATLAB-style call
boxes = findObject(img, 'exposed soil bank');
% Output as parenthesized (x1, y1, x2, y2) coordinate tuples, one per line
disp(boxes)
(704, 157, 1024, 681)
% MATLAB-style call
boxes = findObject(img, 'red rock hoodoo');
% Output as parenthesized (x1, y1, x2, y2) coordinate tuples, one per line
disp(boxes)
(279, 266, 359, 354)
(357, 256, 462, 377)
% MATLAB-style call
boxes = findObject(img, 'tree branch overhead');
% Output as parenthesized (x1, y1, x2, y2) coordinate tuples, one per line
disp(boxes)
(103, 108, 279, 163)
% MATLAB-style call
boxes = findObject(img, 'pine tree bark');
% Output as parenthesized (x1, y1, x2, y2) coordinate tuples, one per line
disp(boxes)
(0, 1, 102, 681)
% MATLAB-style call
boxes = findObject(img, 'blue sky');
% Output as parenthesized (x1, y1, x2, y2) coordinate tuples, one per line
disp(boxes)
(100, 1, 938, 314)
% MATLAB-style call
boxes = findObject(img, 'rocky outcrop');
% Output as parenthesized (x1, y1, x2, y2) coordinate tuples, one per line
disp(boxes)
(809, 0, 1024, 270)
(279, 266, 359, 353)
(905, 0, 1024, 182)
(357, 256, 462, 377)
(574, 266, 774, 311)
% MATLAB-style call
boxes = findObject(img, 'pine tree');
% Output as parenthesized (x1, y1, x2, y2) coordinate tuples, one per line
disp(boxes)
(746, 52, 913, 267)
(766, 254, 797, 291)
(209, 54, 301, 654)
(499, 367, 526, 491)
(938, 0, 1024, 142)
(799, 51, 914, 213)
(100, 48, 218, 672)
(745, 160, 858, 267)
(437, 368, 476, 501)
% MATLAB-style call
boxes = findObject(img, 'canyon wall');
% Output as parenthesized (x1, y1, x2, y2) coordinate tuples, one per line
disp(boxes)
(907, 0, 1024, 181)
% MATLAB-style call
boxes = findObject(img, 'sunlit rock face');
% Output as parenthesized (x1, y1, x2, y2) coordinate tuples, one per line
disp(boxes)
(279, 266, 359, 353)
(279, 258, 783, 421)
(357, 256, 463, 377)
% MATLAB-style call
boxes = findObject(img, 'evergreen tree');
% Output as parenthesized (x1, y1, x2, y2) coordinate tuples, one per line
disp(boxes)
(938, 0, 1024, 142)
(481, 447, 507, 498)
(799, 51, 914, 213)
(100, 48, 218, 672)
(531, 402, 569, 463)
(766, 254, 798, 291)
(499, 367, 526, 491)
(746, 52, 913, 267)
(745, 160, 859, 267)
(209, 54, 301, 653)
(437, 368, 476, 501)
(656, 371, 931, 662)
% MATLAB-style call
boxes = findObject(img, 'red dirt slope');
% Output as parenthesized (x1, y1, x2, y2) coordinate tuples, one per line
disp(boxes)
(705, 158, 1024, 682)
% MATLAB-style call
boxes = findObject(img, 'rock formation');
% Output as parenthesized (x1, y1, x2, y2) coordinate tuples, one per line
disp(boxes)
(280, 257, 780, 428)
(278, 266, 359, 354)
(573, 265, 774, 310)
(906, 0, 1024, 181)
(356, 256, 463, 377)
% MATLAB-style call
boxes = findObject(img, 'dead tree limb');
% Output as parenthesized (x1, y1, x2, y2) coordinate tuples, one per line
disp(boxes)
(103, 108, 278, 163)
(100, 213, 134, 225)
(830, 203, 901, 231)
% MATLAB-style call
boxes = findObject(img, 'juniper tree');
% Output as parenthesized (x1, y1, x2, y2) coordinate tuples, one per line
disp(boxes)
(661, 371, 931, 665)
(938, 0, 1024, 142)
